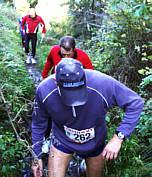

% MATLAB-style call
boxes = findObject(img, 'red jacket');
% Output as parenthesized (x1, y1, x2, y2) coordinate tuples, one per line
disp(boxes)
(21, 15, 46, 34)
(42, 45, 94, 78)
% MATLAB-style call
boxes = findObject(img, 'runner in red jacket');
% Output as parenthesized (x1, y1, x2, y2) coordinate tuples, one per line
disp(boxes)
(42, 36, 94, 79)
(21, 8, 46, 64)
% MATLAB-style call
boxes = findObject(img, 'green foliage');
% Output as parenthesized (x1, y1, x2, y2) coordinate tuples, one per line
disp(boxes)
(138, 67, 152, 98)
(136, 99, 152, 139)
(0, 125, 26, 176)
(0, 1, 35, 110)
(67, 0, 104, 39)
(105, 106, 152, 176)
(2, 0, 14, 6)
(36, 42, 50, 73)
(105, 136, 145, 177)
(136, 99, 152, 176)
(85, 0, 151, 91)
(0, 2, 35, 176)
(49, 19, 72, 40)
(28, 0, 38, 8)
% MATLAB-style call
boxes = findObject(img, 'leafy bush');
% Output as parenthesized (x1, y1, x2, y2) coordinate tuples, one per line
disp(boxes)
(0, 2, 35, 176)
(105, 108, 136, 176)
(85, 0, 152, 90)
(0, 125, 26, 176)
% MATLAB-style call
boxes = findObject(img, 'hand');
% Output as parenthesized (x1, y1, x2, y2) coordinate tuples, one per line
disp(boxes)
(102, 134, 123, 161)
(16, 29, 19, 33)
(41, 33, 45, 39)
(31, 159, 43, 177)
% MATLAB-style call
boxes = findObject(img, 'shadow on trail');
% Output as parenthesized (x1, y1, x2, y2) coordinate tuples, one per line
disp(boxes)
(22, 57, 86, 177)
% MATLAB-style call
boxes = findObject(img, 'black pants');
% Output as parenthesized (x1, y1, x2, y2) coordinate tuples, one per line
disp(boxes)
(20, 31, 25, 47)
(21, 36, 25, 47)
(25, 33, 37, 57)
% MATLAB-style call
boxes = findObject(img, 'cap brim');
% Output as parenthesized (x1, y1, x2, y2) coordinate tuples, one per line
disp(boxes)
(59, 85, 88, 106)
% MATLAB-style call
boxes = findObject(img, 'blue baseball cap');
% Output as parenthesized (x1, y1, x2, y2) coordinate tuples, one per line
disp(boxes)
(56, 58, 88, 106)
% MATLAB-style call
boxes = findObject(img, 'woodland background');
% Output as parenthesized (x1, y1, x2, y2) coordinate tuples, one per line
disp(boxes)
(0, 0, 152, 176)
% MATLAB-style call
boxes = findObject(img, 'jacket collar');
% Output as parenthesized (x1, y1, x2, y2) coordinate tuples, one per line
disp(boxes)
(29, 15, 37, 19)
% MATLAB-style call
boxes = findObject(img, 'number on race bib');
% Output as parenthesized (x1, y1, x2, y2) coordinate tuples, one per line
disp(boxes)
(64, 126, 95, 143)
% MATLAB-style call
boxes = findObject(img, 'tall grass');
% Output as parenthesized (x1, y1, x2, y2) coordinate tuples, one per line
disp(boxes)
(0, 2, 35, 176)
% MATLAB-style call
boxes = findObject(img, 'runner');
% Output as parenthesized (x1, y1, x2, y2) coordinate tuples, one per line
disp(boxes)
(31, 58, 143, 177)
(41, 36, 94, 80)
(21, 8, 46, 64)
(16, 16, 26, 48)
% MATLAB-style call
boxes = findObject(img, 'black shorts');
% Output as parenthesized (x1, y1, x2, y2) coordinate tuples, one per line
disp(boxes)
(52, 138, 104, 158)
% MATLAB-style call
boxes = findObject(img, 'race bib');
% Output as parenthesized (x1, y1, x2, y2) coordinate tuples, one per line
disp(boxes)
(64, 126, 95, 144)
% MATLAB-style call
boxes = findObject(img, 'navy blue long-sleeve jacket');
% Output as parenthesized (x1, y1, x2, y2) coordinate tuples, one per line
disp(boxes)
(32, 69, 144, 159)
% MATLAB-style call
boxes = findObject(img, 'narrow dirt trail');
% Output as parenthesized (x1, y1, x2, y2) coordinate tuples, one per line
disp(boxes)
(26, 64, 42, 88)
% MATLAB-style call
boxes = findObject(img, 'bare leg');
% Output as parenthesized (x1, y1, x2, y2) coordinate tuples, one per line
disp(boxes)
(85, 152, 104, 177)
(48, 144, 72, 177)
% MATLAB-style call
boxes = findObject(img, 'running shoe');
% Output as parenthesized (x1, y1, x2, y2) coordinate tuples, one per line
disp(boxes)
(26, 54, 31, 64)
(31, 57, 36, 64)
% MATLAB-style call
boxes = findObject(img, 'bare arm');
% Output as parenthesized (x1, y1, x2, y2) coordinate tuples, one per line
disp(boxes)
(102, 134, 123, 160)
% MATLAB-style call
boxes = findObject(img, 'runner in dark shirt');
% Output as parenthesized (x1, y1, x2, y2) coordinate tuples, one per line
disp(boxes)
(32, 58, 143, 177)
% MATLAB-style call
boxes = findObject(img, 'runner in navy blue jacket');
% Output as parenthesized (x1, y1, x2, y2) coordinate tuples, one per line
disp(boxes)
(31, 58, 143, 177)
